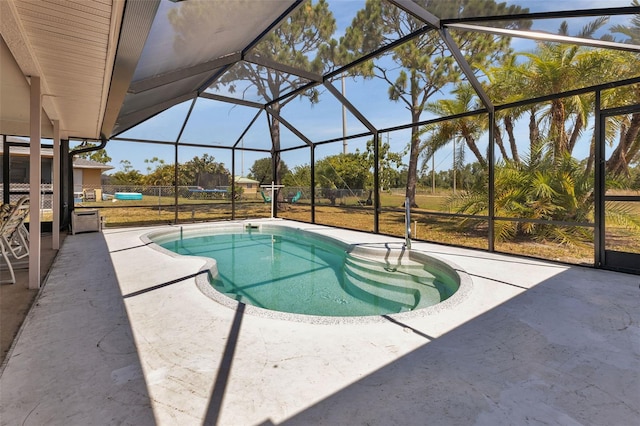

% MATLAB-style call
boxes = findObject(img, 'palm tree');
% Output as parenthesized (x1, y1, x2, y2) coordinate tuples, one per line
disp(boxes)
(483, 53, 535, 164)
(610, 0, 640, 45)
(445, 9, 640, 246)
(451, 141, 640, 244)
(421, 83, 488, 171)
(515, 18, 610, 161)
(453, 146, 582, 244)
(606, 108, 640, 178)
(605, 2, 640, 177)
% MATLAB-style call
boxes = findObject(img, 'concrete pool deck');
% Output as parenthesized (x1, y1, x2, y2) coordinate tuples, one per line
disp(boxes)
(1, 219, 638, 425)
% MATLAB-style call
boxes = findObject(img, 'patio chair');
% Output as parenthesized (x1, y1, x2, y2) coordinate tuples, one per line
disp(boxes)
(0, 196, 30, 284)
(285, 191, 301, 203)
(260, 191, 271, 203)
(1, 197, 29, 256)
(84, 189, 96, 202)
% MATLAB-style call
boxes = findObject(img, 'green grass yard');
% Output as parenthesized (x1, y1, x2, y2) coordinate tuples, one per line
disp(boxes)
(60, 189, 639, 266)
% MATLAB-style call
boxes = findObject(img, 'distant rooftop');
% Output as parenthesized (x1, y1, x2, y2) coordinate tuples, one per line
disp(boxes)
(0, 145, 113, 171)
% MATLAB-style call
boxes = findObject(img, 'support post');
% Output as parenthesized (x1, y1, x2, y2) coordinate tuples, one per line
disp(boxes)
(29, 76, 41, 289)
(488, 111, 495, 252)
(62, 139, 71, 229)
(52, 120, 60, 249)
(2, 135, 8, 204)
(373, 131, 380, 234)
(310, 145, 315, 224)
(594, 90, 604, 266)
(174, 142, 178, 224)
(231, 148, 236, 220)
(174, 97, 197, 224)
(342, 73, 347, 154)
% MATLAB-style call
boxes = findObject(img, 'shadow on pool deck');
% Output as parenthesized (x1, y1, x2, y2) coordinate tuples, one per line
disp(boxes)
(0, 232, 155, 424)
(272, 265, 640, 425)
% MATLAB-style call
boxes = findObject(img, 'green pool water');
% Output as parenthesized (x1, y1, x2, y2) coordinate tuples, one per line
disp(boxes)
(160, 228, 459, 317)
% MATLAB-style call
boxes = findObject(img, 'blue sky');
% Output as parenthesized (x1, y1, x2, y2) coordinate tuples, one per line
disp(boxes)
(97, 0, 637, 177)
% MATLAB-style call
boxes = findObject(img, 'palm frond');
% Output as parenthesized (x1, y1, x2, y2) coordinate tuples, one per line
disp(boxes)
(493, 219, 517, 242)
(605, 202, 640, 230)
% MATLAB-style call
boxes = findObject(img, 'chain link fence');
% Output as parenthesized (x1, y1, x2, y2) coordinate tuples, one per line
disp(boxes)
(1, 183, 53, 209)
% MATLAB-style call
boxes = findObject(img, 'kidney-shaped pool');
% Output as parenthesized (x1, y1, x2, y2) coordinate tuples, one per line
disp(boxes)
(145, 222, 471, 320)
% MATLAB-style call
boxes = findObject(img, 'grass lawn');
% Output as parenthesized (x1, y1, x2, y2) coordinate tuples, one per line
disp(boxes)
(36, 190, 638, 266)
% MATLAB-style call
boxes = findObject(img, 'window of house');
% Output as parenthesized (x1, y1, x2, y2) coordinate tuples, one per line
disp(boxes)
(0, 155, 53, 184)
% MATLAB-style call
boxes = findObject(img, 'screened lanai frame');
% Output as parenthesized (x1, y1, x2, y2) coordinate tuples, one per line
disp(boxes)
(96, 1, 640, 271)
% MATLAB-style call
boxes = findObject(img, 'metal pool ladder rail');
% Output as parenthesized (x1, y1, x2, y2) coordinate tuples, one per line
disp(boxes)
(405, 197, 411, 250)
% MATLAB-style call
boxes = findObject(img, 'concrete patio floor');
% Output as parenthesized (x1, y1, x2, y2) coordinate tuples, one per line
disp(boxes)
(0, 219, 638, 425)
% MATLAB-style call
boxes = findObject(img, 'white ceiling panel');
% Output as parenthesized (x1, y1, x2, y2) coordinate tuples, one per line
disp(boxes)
(0, 37, 53, 138)
(0, 0, 123, 140)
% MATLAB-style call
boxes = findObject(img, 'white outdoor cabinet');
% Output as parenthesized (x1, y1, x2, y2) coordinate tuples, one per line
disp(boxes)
(71, 210, 101, 235)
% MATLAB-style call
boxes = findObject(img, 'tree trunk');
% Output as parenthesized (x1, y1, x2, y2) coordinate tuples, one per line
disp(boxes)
(269, 102, 285, 203)
(493, 125, 510, 162)
(529, 109, 540, 154)
(550, 99, 568, 159)
(585, 134, 595, 177)
(625, 115, 640, 167)
(405, 121, 421, 208)
(464, 134, 487, 168)
(567, 113, 584, 155)
(504, 116, 520, 163)
(607, 113, 640, 177)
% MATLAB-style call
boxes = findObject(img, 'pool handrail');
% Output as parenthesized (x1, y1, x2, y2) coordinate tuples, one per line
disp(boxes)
(405, 197, 411, 250)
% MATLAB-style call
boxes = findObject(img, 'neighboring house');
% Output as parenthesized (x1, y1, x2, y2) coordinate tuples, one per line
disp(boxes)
(234, 176, 260, 196)
(0, 143, 113, 206)
(72, 157, 113, 201)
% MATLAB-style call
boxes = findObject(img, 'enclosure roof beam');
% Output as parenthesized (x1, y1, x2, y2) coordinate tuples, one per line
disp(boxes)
(323, 26, 432, 82)
(494, 75, 640, 112)
(233, 109, 264, 148)
(387, 0, 440, 29)
(110, 136, 176, 145)
(199, 92, 265, 110)
(309, 131, 374, 149)
(110, 136, 271, 152)
(265, 106, 313, 147)
(380, 108, 488, 135)
(175, 97, 197, 144)
(267, 80, 318, 109)
(440, 6, 640, 25)
(111, 92, 197, 139)
(101, 0, 159, 139)
(197, 0, 306, 94)
(268, 25, 433, 109)
(128, 53, 242, 94)
(244, 53, 323, 83)
(448, 23, 640, 53)
(440, 28, 494, 113)
(323, 81, 377, 134)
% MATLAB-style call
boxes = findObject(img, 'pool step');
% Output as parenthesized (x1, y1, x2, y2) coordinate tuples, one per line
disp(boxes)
(342, 271, 418, 312)
(346, 253, 438, 281)
(342, 254, 442, 312)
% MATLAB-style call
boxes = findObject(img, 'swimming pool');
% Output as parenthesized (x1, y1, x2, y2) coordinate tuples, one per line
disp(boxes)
(147, 222, 471, 321)
(114, 192, 143, 200)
